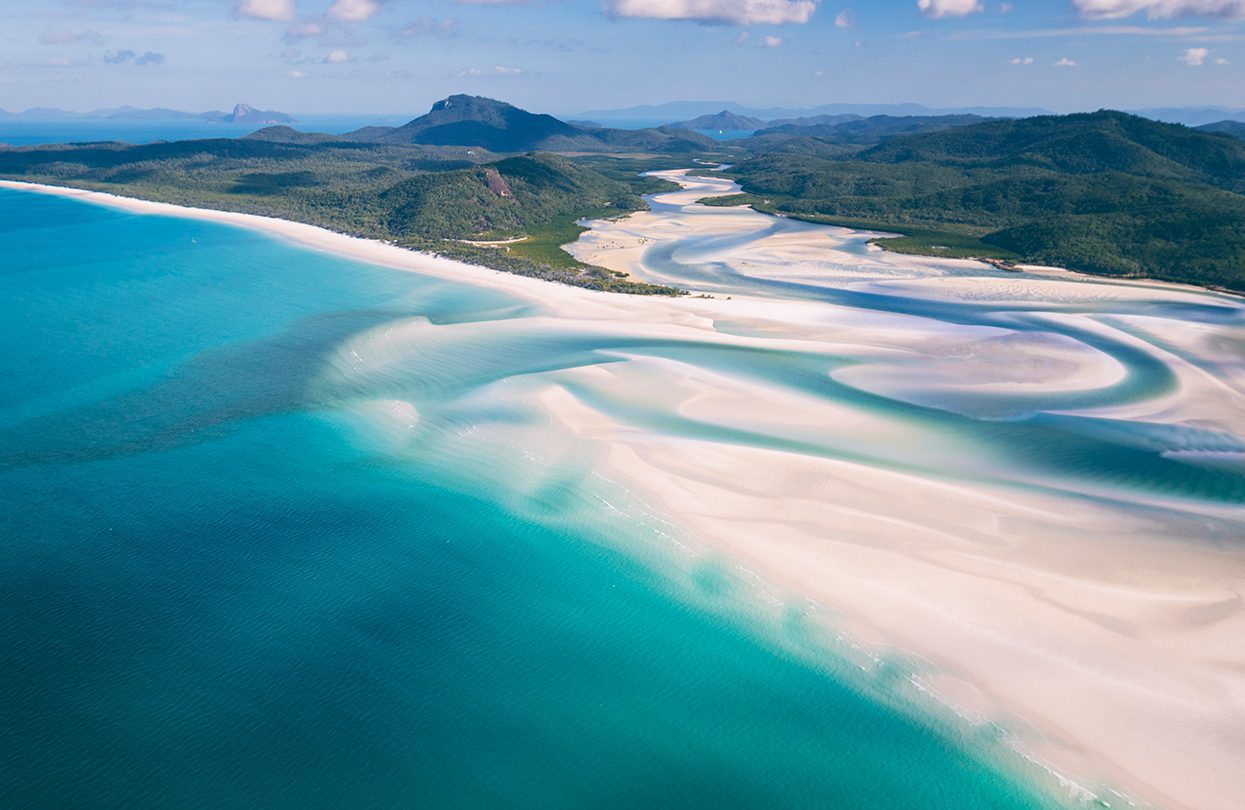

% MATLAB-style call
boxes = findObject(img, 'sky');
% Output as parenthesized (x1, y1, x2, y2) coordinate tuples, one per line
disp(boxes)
(3, 0, 1245, 116)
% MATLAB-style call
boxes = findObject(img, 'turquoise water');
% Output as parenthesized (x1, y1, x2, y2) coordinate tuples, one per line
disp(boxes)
(604, 178, 1245, 509)
(0, 189, 1061, 807)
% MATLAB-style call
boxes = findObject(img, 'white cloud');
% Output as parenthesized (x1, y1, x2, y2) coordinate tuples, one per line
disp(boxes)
(39, 29, 103, 46)
(762, 35, 785, 46)
(288, 69, 306, 78)
(283, 22, 323, 40)
(102, 49, 166, 66)
(834, 9, 852, 26)
(607, 0, 818, 25)
(733, 30, 750, 43)
(1008, 55, 1034, 63)
(1054, 56, 1080, 66)
(917, 0, 983, 18)
(1215, 55, 1231, 62)
(399, 18, 459, 37)
(325, 49, 349, 62)
(46, 58, 71, 67)
(1072, 0, 1245, 19)
(236, 0, 296, 22)
(948, 24, 1207, 38)
(328, 0, 380, 23)
(1181, 45, 1210, 63)
(455, 65, 524, 76)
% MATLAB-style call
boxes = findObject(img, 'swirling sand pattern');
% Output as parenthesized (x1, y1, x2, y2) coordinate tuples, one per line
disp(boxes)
(0, 185, 1061, 810)
(563, 172, 1245, 810)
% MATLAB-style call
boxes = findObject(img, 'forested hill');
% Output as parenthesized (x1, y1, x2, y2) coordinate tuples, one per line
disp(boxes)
(343, 95, 715, 153)
(749, 114, 990, 145)
(669, 111, 768, 131)
(716, 110, 1245, 292)
(351, 95, 578, 151)
(858, 111, 1245, 186)
(1196, 120, 1245, 140)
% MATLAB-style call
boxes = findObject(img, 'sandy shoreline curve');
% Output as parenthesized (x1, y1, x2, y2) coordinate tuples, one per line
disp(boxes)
(7, 178, 1245, 810)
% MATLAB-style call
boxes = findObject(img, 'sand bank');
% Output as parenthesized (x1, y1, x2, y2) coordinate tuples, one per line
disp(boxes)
(8, 178, 1245, 809)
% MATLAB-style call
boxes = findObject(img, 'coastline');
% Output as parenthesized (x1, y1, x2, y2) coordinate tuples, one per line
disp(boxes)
(680, 170, 1245, 299)
(7, 178, 1245, 809)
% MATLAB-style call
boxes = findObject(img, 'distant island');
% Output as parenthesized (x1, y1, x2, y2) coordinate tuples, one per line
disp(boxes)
(669, 110, 768, 132)
(0, 102, 294, 124)
(2, 95, 1245, 293)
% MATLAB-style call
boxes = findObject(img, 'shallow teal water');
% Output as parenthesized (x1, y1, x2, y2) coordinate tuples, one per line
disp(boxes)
(0, 189, 1061, 808)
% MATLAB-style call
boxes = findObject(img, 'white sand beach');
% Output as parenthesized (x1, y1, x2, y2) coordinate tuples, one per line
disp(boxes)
(6, 177, 1245, 810)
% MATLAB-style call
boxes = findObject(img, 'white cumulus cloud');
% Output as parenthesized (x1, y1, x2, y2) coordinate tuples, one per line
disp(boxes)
(917, 0, 983, 18)
(236, 0, 296, 22)
(1009, 56, 1034, 64)
(608, 0, 818, 25)
(325, 49, 349, 62)
(1180, 46, 1210, 64)
(1054, 56, 1080, 66)
(1072, 0, 1245, 18)
(762, 35, 785, 46)
(328, 0, 381, 23)
(834, 9, 852, 26)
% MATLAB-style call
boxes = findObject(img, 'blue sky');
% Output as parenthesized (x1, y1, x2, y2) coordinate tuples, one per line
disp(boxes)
(3, 0, 1245, 115)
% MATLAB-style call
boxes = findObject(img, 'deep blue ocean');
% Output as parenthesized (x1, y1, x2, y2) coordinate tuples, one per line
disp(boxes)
(0, 116, 410, 146)
(0, 188, 1061, 807)
(0, 118, 751, 147)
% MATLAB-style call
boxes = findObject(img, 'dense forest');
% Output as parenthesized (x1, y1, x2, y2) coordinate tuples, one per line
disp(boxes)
(0, 132, 687, 294)
(717, 110, 1245, 291)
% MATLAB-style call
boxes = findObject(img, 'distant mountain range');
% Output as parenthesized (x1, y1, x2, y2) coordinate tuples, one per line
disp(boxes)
(0, 103, 294, 124)
(8, 98, 1245, 133)
(579, 100, 1055, 124)
(1134, 107, 1245, 127)
(580, 100, 1245, 129)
